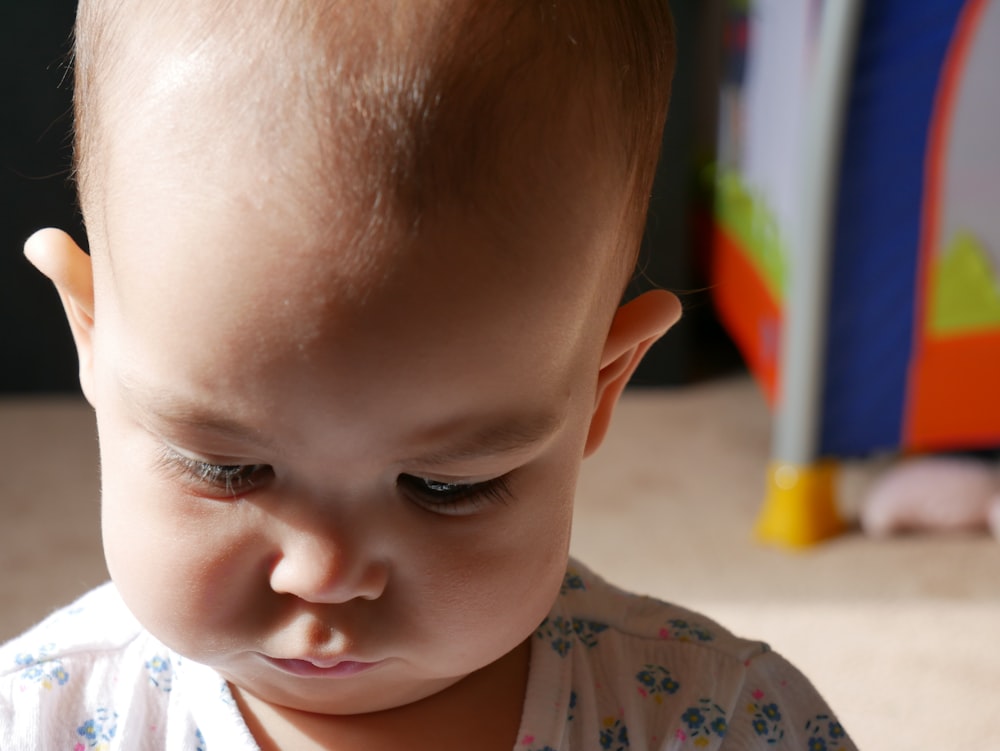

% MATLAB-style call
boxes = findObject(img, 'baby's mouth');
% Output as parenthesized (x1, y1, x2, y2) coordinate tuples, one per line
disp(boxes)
(263, 655, 380, 678)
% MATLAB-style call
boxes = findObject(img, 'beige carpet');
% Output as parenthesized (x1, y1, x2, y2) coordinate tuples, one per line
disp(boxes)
(2, 376, 999, 749)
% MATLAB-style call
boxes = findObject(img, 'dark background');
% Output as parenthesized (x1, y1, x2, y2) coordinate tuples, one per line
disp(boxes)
(1, 1, 86, 392)
(0, 1, 738, 394)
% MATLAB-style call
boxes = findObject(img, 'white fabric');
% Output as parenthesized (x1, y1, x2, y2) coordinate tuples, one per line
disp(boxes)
(1, 561, 854, 750)
(517, 564, 855, 750)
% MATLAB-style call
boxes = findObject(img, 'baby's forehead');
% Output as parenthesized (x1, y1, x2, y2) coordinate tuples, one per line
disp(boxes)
(89, 0, 617, 238)
(98, 170, 611, 407)
(83, 0, 639, 338)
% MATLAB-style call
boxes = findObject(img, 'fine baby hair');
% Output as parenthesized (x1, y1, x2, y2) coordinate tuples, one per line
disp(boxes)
(1, 2, 856, 750)
(72, 0, 674, 285)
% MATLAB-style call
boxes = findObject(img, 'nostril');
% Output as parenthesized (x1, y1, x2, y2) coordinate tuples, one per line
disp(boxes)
(268, 540, 388, 604)
(358, 560, 390, 601)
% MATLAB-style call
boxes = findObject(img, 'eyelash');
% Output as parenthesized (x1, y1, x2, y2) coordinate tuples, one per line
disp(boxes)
(157, 447, 513, 513)
(156, 447, 270, 497)
(397, 473, 513, 516)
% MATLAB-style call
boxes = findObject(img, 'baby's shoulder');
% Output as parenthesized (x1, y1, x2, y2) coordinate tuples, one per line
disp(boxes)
(0, 582, 143, 678)
(0, 584, 181, 748)
(539, 562, 856, 750)
(554, 561, 766, 663)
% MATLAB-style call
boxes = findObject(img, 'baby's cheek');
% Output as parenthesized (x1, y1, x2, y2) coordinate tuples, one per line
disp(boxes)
(463, 497, 571, 622)
(101, 468, 260, 643)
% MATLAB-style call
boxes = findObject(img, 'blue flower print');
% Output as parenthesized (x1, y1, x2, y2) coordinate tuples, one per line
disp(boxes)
(147, 655, 170, 673)
(659, 618, 714, 643)
(15, 644, 69, 691)
(744, 688, 785, 744)
(536, 616, 574, 656)
(571, 618, 608, 648)
(195, 727, 207, 751)
(536, 617, 607, 656)
(636, 664, 680, 704)
(805, 714, 850, 751)
(76, 708, 118, 749)
(78, 720, 98, 743)
(599, 717, 630, 750)
(682, 708, 704, 729)
(560, 571, 587, 595)
(679, 699, 728, 744)
(145, 654, 174, 692)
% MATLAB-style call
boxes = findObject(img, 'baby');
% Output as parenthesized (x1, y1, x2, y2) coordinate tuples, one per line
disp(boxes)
(1, 1, 855, 749)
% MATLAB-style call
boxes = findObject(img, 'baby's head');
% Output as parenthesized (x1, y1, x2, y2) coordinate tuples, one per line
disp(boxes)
(29, 0, 679, 725)
(73, 0, 673, 288)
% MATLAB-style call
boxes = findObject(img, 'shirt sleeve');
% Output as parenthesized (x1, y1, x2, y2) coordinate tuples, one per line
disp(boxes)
(0, 651, 83, 751)
(720, 647, 857, 751)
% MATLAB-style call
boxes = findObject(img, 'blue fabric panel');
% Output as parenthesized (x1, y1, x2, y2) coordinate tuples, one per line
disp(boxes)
(819, 0, 966, 457)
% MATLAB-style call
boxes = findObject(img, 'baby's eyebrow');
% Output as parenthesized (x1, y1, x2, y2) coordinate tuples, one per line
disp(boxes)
(412, 412, 563, 465)
(117, 375, 272, 448)
(118, 372, 562, 461)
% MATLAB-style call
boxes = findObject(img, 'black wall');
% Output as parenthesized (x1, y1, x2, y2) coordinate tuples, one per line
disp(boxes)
(1, 1, 86, 392)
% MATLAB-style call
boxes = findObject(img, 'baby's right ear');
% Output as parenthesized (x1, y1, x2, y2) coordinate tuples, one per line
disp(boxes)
(24, 229, 97, 406)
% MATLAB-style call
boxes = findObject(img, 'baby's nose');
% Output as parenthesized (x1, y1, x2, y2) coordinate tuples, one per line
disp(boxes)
(268, 526, 388, 604)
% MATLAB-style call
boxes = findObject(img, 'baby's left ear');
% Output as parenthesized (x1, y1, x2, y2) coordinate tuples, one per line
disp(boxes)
(24, 229, 97, 405)
(584, 289, 681, 457)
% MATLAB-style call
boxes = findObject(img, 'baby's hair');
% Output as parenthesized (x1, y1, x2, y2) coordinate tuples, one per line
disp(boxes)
(73, 0, 674, 282)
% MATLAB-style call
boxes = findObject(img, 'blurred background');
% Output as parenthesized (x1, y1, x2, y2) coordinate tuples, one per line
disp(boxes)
(1, 1, 85, 392)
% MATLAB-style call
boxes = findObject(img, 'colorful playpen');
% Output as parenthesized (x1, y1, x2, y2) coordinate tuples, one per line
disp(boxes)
(710, 0, 1000, 545)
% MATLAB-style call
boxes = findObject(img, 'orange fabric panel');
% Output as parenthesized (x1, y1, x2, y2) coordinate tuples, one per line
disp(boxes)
(710, 225, 782, 406)
(906, 331, 1000, 451)
(906, 0, 997, 453)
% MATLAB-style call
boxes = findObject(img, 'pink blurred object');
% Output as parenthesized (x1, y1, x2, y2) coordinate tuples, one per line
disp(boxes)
(860, 457, 1000, 539)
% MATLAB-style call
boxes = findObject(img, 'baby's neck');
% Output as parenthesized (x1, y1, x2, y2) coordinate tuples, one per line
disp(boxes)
(232, 639, 531, 751)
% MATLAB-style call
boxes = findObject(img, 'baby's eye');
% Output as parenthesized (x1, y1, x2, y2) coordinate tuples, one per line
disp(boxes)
(397, 473, 512, 516)
(191, 462, 270, 494)
(158, 448, 272, 497)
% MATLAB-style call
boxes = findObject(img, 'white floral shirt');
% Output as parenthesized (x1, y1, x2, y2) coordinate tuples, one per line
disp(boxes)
(1, 562, 854, 750)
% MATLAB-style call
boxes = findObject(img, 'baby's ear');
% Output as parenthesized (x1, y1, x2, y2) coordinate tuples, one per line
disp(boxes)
(24, 229, 97, 406)
(584, 289, 681, 457)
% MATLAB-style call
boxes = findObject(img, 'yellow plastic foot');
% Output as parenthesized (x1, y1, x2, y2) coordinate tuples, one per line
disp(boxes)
(755, 461, 845, 548)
